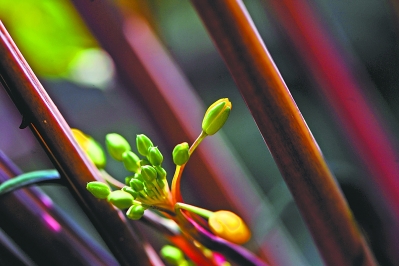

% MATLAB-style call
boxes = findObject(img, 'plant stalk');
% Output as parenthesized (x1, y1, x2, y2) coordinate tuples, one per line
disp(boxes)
(0, 21, 152, 266)
(189, 1, 377, 265)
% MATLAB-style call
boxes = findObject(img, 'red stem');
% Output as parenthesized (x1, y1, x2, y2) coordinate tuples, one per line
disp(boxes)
(0, 21, 152, 266)
(269, 0, 399, 224)
(190, 1, 377, 265)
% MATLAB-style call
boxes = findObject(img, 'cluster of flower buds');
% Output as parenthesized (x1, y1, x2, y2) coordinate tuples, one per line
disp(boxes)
(86, 133, 173, 220)
(84, 98, 253, 260)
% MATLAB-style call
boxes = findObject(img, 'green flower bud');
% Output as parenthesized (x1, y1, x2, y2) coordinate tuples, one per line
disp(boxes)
(130, 179, 144, 192)
(125, 175, 134, 185)
(172, 142, 190, 165)
(105, 133, 131, 161)
(136, 134, 153, 156)
(144, 181, 155, 189)
(72, 129, 107, 169)
(122, 186, 139, 199)
(86, 181, 111, 199)
(154, 166, 167, 180)
(122, 151, 141, 173)
(145, 188, 155, 198)
(148, 147, 163, 166)
(107, 190, 134, 209)
(202, 98, 231, 135)
(156, 177, 165, 189)
(160, 245, 185, 265)
(134, 173, 145, 183)
(126, 205, 146, 220)
(141, 165, 157, 182)
(86, 139, 107, 169)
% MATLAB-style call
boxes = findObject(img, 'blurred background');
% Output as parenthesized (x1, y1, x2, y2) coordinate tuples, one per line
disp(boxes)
(1, 0, 399, 265)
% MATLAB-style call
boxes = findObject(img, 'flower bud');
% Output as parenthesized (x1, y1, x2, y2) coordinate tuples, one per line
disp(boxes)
(72, 129, 106, 169)
(136, 134, 153, 156)
(172, 142, 190, 165)
(125, 175, 134, 185)
(86, 181, 111, 199)
(122, 151, 141, 173)
(148, 147, 163, 166)
(208, 210, 251, 244)
(144, 181, 155, 189)
(160, 245, 185, 265)
(122, 186, 139, 199)
(107, 190, 134, 209)
(156, 177, 165, 189)
(140, 165, 157, 182)
(134, 173, 145, 183)
(105, 133, 131, 161)
(202, 98, 231, 135)
(126, 205, 146, 220)
(146, 188, 155, 198)
(154, 166, 167, 180)
(130, 179, 144, 192)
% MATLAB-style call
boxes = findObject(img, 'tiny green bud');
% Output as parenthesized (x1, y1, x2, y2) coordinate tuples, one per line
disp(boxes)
(154, 166, 167, 180)
(148, 147, 163, 166)
(126, 205, 146, 220)
(125, 175, 134, 185)
(160, 245, 185, 265)
(202, 98, 231, 135)
(146, 188, 155, 198)
(86, 139, 107, 169)
(122, 151, 141, 172)
(107, 190, 134, 209)
(141, 165, 157, 182)
(122, 186, 139, 199)
(144, 181, 155, 189)
(86, 181, 111, 199)
(130, 179, 144, 192)
(136, 134, 153, 156)
(105, 133, 131, 161)
(156, 177, 165, 189)
(172, 142, 190, 165)
(134, 173, 145, 183)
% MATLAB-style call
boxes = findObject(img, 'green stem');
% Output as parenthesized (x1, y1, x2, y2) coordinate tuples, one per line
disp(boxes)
(189, 131, 207, 155)
(0, 169, 61, 196)
(171, 131, 208, 203)
(175, 202, 213, 219)
(133, 200, 175, 216)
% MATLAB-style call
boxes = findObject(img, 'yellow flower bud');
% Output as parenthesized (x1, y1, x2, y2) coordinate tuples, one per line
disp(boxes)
(202, 98, 232, 135)
(208, 210, 251, 244)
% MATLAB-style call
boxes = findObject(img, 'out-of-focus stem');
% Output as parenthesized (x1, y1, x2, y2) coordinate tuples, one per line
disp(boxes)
(0, 21, 152, 266)
(189, 1, 377, 265)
